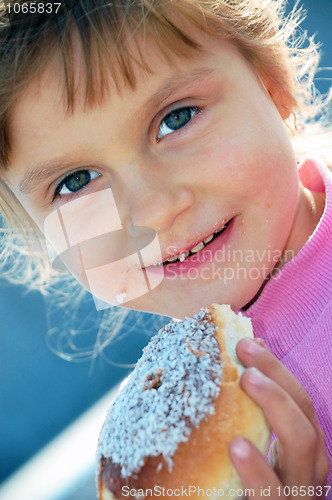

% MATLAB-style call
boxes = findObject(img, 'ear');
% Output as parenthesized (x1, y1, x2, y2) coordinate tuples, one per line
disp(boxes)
(266, 87, 293, 120)
(257, 71, 295, 120)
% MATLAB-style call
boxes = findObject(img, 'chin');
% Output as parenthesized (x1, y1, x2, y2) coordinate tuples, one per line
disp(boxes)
(93, 272, 266, 318)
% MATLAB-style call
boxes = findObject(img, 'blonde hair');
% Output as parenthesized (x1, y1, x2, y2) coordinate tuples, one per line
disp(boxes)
(0, 0, 331, 355)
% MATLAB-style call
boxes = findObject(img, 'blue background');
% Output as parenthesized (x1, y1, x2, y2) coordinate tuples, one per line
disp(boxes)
(0, 0, 331, 486)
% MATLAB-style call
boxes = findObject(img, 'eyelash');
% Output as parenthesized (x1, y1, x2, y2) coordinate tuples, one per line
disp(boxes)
(51, 105, 202, 203)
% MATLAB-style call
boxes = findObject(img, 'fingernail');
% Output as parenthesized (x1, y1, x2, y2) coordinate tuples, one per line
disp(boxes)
(254, 337, 266, 348)
(247, 367, 266, 385)
(230, 438, 251, 459)
(242, 337, 264, 355)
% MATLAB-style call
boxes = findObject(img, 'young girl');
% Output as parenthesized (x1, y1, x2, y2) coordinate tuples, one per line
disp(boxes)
(0, 0, 331, 497)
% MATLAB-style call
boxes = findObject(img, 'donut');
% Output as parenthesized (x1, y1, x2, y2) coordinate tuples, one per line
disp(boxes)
(97, 304, 271, 499)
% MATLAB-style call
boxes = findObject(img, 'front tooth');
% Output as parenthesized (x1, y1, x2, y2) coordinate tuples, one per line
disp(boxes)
(166, 255, 178, 262)
(203, 234, 214, 244)
(179, 252, 187, 262)
(215, 224, 226, 234)
(190, 241, 205, 253)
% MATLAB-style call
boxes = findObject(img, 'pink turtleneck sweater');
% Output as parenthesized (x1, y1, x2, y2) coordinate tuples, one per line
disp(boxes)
(237, 155, 332, 493)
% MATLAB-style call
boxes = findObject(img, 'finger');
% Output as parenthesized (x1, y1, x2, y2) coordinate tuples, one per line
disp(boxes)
(236, 338, 329, 483)
(236, 338, 321, 434)
(241, 367, 317, 487)
(229, 437, 283, 498)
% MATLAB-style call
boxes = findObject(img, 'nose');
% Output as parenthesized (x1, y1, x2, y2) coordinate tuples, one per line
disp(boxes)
(121, 164, 195, 231)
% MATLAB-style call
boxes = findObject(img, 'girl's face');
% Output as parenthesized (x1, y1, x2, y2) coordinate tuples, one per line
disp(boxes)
(5, 29, 303, 318)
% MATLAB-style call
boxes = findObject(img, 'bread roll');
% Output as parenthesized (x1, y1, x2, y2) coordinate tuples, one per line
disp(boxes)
(97, 304, 271, 499)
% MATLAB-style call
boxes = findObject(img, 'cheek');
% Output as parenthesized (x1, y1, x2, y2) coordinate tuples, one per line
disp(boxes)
(187, 134, 293, 203)
(183, 136, 247, 190)
(189, 128, 299, 246)
(256, 148, 299, 207)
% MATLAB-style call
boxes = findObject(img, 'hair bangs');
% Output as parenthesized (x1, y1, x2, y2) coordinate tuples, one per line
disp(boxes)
(55, 1, 205, 113)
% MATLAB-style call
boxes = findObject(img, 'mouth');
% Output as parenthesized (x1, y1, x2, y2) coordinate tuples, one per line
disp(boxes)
(152, 218, 233, 267)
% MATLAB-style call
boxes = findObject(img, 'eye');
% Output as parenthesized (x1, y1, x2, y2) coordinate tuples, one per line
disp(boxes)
(157, 106, 200, 140)
(54, 170, 100, 199)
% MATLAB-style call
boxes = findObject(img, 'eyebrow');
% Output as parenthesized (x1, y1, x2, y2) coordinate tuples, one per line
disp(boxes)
(19, 66, 215, 195)
(19, 158, 89, 194)
(141, 66, 215, 112)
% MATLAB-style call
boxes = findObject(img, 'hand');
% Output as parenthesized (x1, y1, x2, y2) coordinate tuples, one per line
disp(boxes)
(229, 337, 329, 499)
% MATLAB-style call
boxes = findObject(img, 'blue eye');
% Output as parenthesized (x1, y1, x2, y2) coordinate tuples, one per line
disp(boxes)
(158, 106, 199, 139)
(54, 170, 100, 199)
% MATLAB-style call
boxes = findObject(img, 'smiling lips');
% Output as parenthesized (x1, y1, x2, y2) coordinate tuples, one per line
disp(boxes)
(153, 219, 231, 266)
